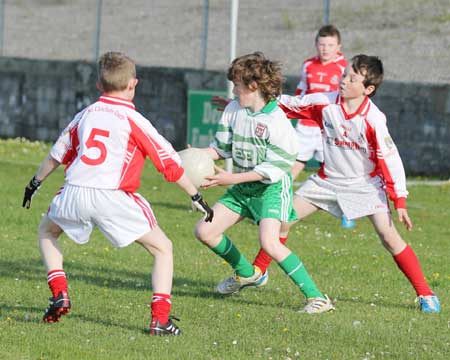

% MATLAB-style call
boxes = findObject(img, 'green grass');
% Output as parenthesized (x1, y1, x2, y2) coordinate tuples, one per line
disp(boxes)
(1, 138, 449, 359)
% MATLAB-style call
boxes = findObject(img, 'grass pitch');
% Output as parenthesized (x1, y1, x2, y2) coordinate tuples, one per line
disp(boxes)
(0, 139, 449, 359)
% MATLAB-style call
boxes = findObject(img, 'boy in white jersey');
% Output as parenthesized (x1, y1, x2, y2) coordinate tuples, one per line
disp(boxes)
(277, 54, 440, 313)
(194, 52, 334, 314)
(22, 51, 214, 335)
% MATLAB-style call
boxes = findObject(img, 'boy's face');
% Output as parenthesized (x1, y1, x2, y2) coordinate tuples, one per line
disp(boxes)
(339, 65, 373, 99)
(232, 80, 259, 108)
(315, 35, 341, 64)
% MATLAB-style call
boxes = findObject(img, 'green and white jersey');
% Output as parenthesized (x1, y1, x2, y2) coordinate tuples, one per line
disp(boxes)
(211, 99, 299, 184)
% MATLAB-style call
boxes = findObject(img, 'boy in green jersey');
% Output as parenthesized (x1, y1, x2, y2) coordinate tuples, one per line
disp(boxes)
(194, 52, 333, 313)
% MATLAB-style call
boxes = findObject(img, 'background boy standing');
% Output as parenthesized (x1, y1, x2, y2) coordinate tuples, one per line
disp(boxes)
(194, 52, 334, 314)
(22, 51, 213, 335)
(277, 54, 440, 313)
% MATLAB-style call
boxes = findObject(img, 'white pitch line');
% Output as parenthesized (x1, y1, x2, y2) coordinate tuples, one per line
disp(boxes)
(293, 180, 450, 187)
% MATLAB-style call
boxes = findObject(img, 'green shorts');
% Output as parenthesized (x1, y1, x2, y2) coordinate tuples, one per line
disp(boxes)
(218, 175, 298, 223)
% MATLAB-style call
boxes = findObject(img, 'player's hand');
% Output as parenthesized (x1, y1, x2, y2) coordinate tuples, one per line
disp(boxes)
(397, 208, 413, 231)
(202, 165, 235, 188)
(191, 193, 214, 222)
(22, 176, 42, 209)
(211, 96, 231, 112)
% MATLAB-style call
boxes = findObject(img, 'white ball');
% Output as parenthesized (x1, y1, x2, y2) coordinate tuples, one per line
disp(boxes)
(178, 148, 215, 188)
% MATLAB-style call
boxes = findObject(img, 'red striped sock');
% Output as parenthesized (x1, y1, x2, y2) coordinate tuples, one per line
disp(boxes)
(393, 245, 433, 296)
(151, 293, 171, 324)
(253, 236, 288, 274)
(47, 269, 68, 297)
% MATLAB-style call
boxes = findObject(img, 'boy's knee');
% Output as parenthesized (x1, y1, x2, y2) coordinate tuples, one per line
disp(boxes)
(194, 224, 207, 243)
(160, 239, 173, 256)
(194, 222, 216, 245)
(261, 241, 280, 257)
(38, 216, 62, 240)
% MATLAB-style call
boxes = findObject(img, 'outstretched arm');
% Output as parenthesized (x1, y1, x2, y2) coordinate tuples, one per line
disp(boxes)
(175, 173, 214, 222)
(202, 165, 264, 188)
(23, 155, 61, 209)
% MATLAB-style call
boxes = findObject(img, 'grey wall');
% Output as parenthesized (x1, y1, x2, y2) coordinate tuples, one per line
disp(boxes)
(0, 57, 449, 177)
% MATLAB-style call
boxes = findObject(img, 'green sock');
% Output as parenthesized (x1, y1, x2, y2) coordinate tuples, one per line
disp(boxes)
(278, 252, 324, 299)
(211, 235, 254, 278)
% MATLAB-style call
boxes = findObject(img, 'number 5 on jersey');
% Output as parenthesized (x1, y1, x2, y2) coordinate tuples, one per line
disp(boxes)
(81, 128, 110, 165)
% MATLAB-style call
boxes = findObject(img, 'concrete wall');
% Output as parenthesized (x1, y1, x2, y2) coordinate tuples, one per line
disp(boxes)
(0, 57, 449, 177)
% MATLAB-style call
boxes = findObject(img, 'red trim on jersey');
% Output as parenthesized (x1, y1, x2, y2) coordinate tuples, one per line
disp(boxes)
(296, 54, 347, 127)
(127, 193, 157, 228)
(368, 119, 405, 209)
(339, 96, 370, 120)
(62, 124, 80, 173)
(318, 162, 327, 179)
(278, 102, 326, 130)
(365, 119, 380, 178)
(127, 117, 184, 183)
(119, 131, 145, 192)
(98, 95, 135, 110)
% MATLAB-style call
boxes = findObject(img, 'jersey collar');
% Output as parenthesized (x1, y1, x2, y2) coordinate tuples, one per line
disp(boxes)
(99, 95, 135, 110)
(245, 99, 278, 116)
(337, 95, 371, 120)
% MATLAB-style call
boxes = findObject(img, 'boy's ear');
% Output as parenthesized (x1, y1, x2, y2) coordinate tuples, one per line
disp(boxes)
(364, 84, 375, 97)
(248, 80, 258, 92)
(96, 82, 104, 92)
(128, 77, 138, 90)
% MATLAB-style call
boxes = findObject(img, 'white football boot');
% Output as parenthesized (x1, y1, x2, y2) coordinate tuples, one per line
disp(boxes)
(216, 267, 262, 295)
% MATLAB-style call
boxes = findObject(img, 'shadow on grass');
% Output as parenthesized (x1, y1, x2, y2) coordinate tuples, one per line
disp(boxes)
(0, 258, 271, 306)
(0, 303, 144, 332)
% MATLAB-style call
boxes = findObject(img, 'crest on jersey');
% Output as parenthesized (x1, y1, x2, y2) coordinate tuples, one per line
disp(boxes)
(255, 122, 267, 138)
(384, 136, 394, 149)
(331, 75, 340, 85)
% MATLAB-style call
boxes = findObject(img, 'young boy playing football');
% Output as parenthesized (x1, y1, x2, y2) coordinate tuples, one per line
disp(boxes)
(276, 54, 440, 313)
(22, 51, 214, 336)
(194, 52, 334, 314)
(249, 25, 352, 283)
(211, 25, 351, 289)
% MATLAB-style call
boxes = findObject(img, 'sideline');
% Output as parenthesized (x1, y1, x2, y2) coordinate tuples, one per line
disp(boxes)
(293, 180, 450, 187)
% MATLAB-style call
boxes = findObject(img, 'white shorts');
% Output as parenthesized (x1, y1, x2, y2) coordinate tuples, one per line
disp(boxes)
(296, 174, 390, 220)
(295, 124, 324, 163)
(48, 184, 157, 247)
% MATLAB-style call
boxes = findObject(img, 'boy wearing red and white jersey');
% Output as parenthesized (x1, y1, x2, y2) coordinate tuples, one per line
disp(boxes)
(278, 54, 440, 313)
(292, 24, 347, 178)
(22, 52, 214, 335)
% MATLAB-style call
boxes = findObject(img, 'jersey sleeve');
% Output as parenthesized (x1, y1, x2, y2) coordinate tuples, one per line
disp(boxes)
(128, 114, 184, 183)
(371, 115, 408, 208)
(253, 111, 299, 183)
(49, 111, 84, 165)
(210, 101, 237, 158)
(278, 93, 331, 126)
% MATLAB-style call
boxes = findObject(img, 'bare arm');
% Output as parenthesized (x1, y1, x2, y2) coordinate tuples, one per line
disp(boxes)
(35, 155, 61, 181)
(175, 172, 214, 222)
(175, 172, 199, 197)
(202, 165, 264, 188)
(23, 154, 61, 208)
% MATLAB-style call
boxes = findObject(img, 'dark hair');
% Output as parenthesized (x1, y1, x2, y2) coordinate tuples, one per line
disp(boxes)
(316, 24, 342, 44)
(351, 54, 384, 97)
(227, 52, 283, 102)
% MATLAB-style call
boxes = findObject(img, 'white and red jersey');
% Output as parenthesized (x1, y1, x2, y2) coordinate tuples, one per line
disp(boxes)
(50, 95, 184, 192)
(295, 54, 347, 127)
(278, 92, 408, 209)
